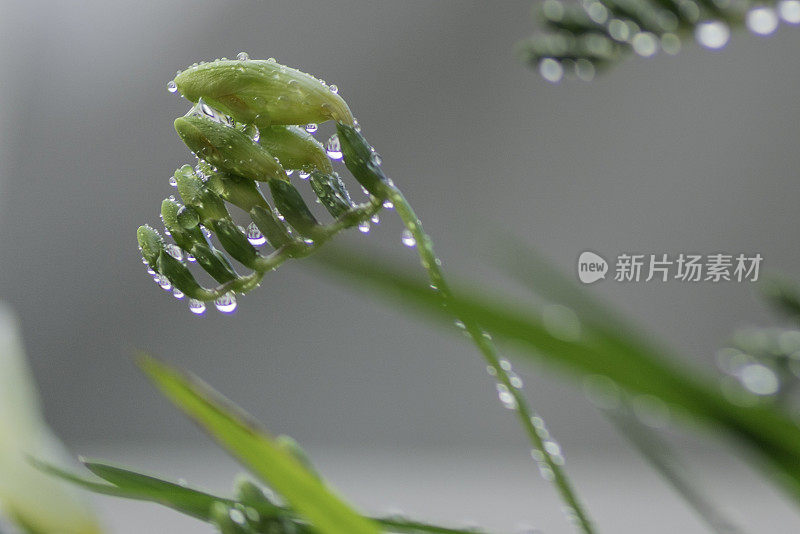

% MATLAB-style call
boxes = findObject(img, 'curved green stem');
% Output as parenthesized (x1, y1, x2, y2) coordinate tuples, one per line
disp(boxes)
(377, 182, 594, 534)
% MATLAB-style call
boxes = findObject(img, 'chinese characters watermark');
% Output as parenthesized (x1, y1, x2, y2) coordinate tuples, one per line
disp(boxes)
(578, 252, 762, 284)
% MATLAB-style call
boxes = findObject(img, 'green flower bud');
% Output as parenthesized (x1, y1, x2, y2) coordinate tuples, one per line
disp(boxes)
(249, 206, 294, 249)
(156, 252, 211, 300)
(205, 172, 269, 213)
(259, 125, 332, 173)
(268, 180, 320, 237)
(137, 225, 165, 267)
(173, 59, 354, 127)
(190, 243, 239, 284)
(336, 124, 388, 197)
(211, 219, 259, 269)
(174, 116, 288, 182)
(161, 198, 206, 252)
(173, 165, 230, 221)
(309, 171, 354, 219)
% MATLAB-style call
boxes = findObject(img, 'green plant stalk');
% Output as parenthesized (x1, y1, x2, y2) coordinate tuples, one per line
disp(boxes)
(375, 181, 594, 534)
(194, 196, 383, 300)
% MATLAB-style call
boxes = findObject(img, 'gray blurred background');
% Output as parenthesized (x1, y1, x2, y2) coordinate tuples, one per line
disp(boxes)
(2, 0, 800, 532)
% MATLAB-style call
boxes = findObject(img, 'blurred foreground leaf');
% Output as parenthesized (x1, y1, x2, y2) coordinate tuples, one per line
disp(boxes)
(33, 459, 235, 522)
(315, 247, 800, 503)
(138, 355, 380, 534)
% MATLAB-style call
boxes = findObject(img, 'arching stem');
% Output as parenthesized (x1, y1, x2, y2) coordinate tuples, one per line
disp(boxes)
(376, 181, 594, 534)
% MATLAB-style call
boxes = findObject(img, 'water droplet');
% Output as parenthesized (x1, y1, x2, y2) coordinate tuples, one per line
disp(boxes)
(169, 176, 178, 187)
(298, 171, 310, 180)
(177, 206, 200, 229)
(496, 383, 518, 409)
(329, 84, 339, 94)
(214, 292, 238, 314)
(739, 363, 779, 395)
(632, 32, 659, 57)
(370, 214, 380, 224)
(305, 123, 318, 133)
(370, 152, 382, 166)
(165, 244, 183, 261)
(539, 58, 564, 83)
(779, 0, 800, 23)
(246, 222, 266, 246)
(695, 20, 730, 50)
(358, 221, 370, 233)
(382, 200, 394, 209)
(236, 51, 249, 61)
(401, 229, 417, 247)
(286, 169, 294, 176)
(229, 508, 246, 525)
(746, 6, 779, 35)
(189, 299, 206, 315)
(172, 287, 185, 299)
(167, 80, 177, 93)
(186, 253, 196, 263)
(267, 57, 276, 63)
(326, 134, 343, 159)
(157, 274, 171, 290)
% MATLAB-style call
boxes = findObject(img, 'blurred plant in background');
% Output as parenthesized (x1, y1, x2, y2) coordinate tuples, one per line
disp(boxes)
(0, 304, 103, 534)
(520, 0, 800, 81)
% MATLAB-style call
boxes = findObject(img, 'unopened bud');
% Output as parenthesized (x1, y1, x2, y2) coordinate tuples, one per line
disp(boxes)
(336, 124, 388, 197)
(268, 180, 320, 237)
(173, 59, 354, 127)
(174, 116, 288, 182)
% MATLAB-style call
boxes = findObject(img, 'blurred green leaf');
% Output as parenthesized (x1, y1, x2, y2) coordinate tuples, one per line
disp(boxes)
(315, 247, 800, 502)
(138, 355, 381, 534)
(32, 458, 234, 521)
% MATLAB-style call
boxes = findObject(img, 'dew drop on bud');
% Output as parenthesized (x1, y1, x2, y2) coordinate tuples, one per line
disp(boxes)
(298, 171, 310, 180)
(169, 176, 177, 187)
(237, 51, 249, 61)
(214, 292, 238, 314)
(172, 287, 185, 300)
(305, 123, 318, 133)
(539, 58, 563, 83)
(167, 80, 177, 93)
(246, 222, 266, 246)
(695, 20, 730, 49)
(358, 221, 370, 234)
(401, 229, 416, 247)
(188, 299, 206, 315)
(746, 6, 779, 35)
(165, 244, 183, 261)
(370, 152, 382, 166)
(329, 84, 339, 94)
(326, 134, 343, 160)
(779, 0, 800, 23)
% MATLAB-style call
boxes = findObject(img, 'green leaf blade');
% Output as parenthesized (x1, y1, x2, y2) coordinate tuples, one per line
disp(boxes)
(138, 355, 380, 534)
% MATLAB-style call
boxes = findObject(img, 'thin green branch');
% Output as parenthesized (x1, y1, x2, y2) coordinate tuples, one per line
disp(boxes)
(377, 182, 594, 534)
